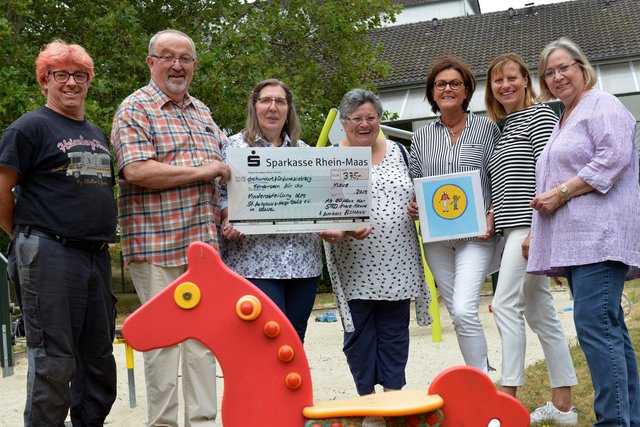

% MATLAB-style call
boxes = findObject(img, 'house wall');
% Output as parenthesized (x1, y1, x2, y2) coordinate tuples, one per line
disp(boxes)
(379, 59, 640, 132)
(391, 0, 478, 26)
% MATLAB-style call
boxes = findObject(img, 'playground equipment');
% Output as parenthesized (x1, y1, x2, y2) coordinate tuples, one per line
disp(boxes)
(123, 242, 530, 426)
(113, 335, 137, 408)
(1, 252, 15, 378)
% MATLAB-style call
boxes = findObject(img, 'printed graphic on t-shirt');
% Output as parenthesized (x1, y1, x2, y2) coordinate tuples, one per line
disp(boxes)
(57, 135, 112, 185)
(66, 151, 111, 183)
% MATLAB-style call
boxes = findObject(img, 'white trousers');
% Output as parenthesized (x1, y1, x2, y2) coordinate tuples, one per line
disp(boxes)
(424, 238, 496, 372)
(130, 262, 218, 427)
(491, 227, 577, 388)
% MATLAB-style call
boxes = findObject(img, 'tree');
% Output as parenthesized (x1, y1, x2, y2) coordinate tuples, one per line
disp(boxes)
(1, 0, 398, 142)
(195, 0, 400, 140)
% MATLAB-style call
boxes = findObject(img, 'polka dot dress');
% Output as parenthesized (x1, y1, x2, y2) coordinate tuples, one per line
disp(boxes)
(325, 140, 431, 332)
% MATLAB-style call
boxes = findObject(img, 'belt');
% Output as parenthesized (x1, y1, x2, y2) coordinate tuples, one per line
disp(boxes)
(15, 225, 109, 252)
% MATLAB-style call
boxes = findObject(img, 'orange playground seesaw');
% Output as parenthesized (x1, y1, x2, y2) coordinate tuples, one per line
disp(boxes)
(122, 242, 530, 427)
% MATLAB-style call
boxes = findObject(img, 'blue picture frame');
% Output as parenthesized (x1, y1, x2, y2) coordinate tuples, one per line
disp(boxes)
(414, 170, 487, 242)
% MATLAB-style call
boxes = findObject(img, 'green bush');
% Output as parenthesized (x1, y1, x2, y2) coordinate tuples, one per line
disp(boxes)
(0, 233, 9, 255)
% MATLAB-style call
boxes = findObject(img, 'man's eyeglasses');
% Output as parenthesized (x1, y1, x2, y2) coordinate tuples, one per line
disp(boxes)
(346, 115, 379, 125)
(150, 54, 196, 65)
(543, 62, 578, 80)
(257, 97, 288, 108)
(48, 71, 89, 84)
(434, 80, 464, 91)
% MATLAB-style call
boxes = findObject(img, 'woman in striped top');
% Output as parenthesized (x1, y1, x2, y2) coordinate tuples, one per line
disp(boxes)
(485, 53, 578, 425)
(408, 57, 500, 373)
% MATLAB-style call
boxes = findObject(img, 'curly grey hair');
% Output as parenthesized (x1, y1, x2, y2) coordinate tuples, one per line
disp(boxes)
(338, 89, 383, 121)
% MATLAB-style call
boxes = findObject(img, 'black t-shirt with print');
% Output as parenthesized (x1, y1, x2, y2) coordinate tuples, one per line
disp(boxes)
(0, 106, 116, 241)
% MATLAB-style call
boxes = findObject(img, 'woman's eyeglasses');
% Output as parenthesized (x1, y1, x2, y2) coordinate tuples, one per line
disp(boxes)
(257, 97, 288, 108)
(543, 62, 578, 80)
(346, 115, 379, 125)
(434, 80, 464, 91)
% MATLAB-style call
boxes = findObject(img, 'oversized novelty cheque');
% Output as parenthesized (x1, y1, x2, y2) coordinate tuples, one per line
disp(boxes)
(414, 170, 487, 242)
(226, 147, 371, 234)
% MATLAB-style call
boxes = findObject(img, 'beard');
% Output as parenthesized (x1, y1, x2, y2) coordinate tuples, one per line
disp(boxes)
(165, 77, 188, 94)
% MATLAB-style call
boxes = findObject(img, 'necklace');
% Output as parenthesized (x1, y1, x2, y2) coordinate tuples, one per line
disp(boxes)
(443, 113, 467, 137)
(447, 125, 465, 137)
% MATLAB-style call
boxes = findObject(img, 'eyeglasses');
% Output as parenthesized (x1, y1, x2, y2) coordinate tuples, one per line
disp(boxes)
(543, 62, 578, 80)
(346, 115, 379, 125)
(434, 80, 464, 91)
(48, 71, 89, 84)
(150, 54, 196, 65)
(257, 97, 288, 108)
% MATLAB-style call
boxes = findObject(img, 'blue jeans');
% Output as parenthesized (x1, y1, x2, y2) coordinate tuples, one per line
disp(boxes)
(249, 276, 319, 342)
(567, 261, 640, 426)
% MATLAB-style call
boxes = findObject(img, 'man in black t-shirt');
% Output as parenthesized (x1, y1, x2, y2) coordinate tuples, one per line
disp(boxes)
(0, 40, 117, 426)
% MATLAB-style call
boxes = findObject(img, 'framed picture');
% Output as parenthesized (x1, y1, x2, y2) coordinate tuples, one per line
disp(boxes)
(414, 170, 487, 243)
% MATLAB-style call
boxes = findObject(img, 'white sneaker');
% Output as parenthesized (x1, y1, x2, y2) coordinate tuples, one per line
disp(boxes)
(530, 401, 578, 425)
(362, 416, 386, 427)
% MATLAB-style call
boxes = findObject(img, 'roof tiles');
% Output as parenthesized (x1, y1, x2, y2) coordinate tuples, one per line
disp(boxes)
(372, 0, 640, 88)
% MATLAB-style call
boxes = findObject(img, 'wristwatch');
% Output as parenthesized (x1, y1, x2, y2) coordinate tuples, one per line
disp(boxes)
(559, 183, 570, 200)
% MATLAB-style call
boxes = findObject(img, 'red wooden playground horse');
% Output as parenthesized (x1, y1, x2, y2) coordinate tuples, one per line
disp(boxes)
(123, 242, 530, 426)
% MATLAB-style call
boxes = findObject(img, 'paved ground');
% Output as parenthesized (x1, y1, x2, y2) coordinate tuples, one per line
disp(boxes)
(0, 289, 577, 426)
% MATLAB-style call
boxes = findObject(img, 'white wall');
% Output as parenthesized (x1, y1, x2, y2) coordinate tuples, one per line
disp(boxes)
(390, 0, 478, 26)
(378, 60, 640, 128)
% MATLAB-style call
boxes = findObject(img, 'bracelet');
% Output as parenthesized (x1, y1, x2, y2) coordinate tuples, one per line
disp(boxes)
(559, 183, 571, 202)
(486, 208, 494, 214)
(555, 186, 564, 204)
(555, 186, 569, 204)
